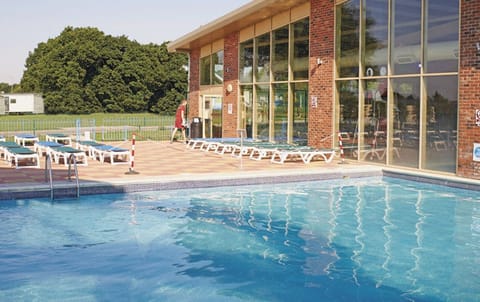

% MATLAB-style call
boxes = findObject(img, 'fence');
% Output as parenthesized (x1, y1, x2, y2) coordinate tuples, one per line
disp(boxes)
(0, 116, 175, 142)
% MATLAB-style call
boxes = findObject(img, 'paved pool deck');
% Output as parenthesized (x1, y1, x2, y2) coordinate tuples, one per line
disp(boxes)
(1, 140, 479, 200)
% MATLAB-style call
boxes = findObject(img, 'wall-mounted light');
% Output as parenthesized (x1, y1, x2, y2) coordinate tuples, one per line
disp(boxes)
(316, 58, 323, 65)
(476, 42, 480, 52)
(226, 84, 233, 93)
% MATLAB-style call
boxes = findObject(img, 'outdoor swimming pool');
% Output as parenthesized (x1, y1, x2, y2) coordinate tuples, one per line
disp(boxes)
(0, 177, 478, 301)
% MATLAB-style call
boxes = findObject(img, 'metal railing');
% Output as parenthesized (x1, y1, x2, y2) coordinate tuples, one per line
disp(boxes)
(0, 116, 175, 141)
(44, 153, 80, 200)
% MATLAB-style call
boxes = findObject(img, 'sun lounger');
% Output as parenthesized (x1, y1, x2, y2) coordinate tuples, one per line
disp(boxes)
(200, 138, 244, 152)
(49, 146, 88, 166)
(4, 147, 40, 169)
(248, 143, 296, 161)
(271, 147, 336, 164)
(90, 144, 130, 165)
(0, 141, 22, 159)
(76, 140, 104, 157)
(14, 134, 39, 147)
(46, 133, 72, 146)
(34, 141, 63, 155)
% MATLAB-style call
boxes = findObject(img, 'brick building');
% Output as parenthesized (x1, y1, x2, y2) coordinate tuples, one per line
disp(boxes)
(168, 0, 480, 180)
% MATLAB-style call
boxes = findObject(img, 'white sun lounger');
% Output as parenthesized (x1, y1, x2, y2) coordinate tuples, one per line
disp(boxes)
(46, 133, 72, 146)
(49, 146, 88, 166)
(271, 148, 336, 164)
(0, 141, 21, 159)
(91, 144, 130, 165)
(14, 134, 39, 147)
(34, 141, 63, 155)
(76, 140, 104, 157)
(5, 147, 40, 169)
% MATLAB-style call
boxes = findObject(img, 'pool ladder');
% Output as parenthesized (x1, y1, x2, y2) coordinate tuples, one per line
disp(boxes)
(45, 153, 80, 200)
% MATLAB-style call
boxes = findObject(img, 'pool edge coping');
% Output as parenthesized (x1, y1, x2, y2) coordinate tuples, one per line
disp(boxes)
(2, 165, 480, 200)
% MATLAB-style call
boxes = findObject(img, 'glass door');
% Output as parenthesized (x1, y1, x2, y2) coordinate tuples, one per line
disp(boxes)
(202, 95, 222, 138)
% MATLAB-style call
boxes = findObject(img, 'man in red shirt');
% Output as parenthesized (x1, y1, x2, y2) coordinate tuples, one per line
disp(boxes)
(170, 99, 188, 143)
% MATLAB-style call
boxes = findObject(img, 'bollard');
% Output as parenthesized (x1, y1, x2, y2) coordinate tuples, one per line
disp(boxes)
(125, 133, 140, 174)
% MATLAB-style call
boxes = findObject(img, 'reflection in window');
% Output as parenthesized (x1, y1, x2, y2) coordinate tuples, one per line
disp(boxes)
(425, 76, 457, 173)
(240, 85, 253, 138)
(364, 0, 388, 77)
(200, 56, 211, 85)
(272, 26, 289, 81)
(255, 33, 270, 83)
(237, 17, 309, 143)
(392, 77, 420, 168)
(240, 39, 254, 83)
(256, 84, 270, 141)
(200, 51, 224, 85)
(292, 83, 308, 145)
(336, 0, 360, 78)
(212, 50, 224, 85)
(392, 0, 421, 75)
(362, 79, 388, 163)
(425, 0, 459, 73)
(337, 80, 359, 158)
(292, 18, 309, 80)
(273, 83, 288, 142)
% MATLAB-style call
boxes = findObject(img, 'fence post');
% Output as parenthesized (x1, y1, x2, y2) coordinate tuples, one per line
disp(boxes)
(76, 119, 81, 141)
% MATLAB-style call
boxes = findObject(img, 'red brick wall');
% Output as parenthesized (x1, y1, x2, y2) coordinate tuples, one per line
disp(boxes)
(223, 32, 240, 138)
(457, 0, 480, 178)
(308, 0, 335, 148)
(187, 48, 200, 119)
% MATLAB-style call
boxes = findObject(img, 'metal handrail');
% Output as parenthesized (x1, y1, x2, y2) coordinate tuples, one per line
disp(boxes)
(67, 154, 80, 199)
(44, 153, 80, 200)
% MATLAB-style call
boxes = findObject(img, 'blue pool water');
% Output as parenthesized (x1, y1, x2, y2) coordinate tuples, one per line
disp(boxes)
(0, 177, 479, 301)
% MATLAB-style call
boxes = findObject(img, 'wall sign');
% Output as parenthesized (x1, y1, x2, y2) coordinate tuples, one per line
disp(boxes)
(474, 143, 480, 162)
(476, 109, 480, 126)
(311, 96, 318, 108)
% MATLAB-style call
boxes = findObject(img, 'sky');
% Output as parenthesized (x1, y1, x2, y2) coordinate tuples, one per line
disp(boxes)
(0, 0, 251, 84)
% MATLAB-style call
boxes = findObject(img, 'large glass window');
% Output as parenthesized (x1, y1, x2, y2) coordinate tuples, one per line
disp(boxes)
(256, 84, 270, 141)
(362, 79, 388, 163)
(240, 39, 254, 83)
(363, 0, 388, 77)
(337, 80, 359, 159)
(392, 77, 420, 168)
(425, 76, 457, 173)
(336, 0, 360, 78)
(335, 0, 459, 174)
(273, 83, 288, 142)
(200, 56, 211, 85)
(424, 1, 459, 73)
(200, 51, 224, 85)
(212, 50, 224, 84)
(292, 82, 308, 145)
(238, 17, 309, 143)
(272, 26, 289, 81)
(255, 33, 270, 83)
(391, 0, 421, 75)
(240, 85, 253, 138)
(292, 18, 309, 80)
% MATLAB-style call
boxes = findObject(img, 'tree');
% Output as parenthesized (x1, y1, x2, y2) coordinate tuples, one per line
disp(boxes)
(20, 27, 187, 114)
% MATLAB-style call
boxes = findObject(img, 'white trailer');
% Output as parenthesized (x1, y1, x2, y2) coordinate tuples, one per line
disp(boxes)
(0, 93, 44, 114)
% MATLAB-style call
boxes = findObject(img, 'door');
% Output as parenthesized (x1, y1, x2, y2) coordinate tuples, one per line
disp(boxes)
(202, 95, 222, 138)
